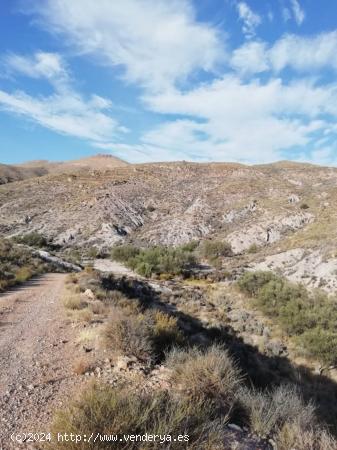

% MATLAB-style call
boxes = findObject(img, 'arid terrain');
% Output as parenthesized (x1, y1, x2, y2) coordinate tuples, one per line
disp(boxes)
(1, 155, 337, 449)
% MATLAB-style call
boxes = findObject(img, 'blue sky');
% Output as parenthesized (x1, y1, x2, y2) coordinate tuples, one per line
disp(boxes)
(1, 0, 337, 165)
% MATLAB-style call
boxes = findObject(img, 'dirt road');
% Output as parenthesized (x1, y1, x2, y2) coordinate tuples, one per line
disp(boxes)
(0, 274, 80, 449)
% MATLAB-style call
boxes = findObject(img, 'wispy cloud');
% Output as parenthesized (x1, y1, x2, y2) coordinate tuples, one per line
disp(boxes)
(236, 2, 262, 39)
(0, 52, 126, 144)
(4, 52, 68, 84)
(290, 0, 305, 25)
(231, 32, 337, 75)
(24, 0, 225, 92)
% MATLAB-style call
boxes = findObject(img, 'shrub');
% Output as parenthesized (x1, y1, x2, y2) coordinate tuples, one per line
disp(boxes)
(239, 385, 315, 438)
(63, 293, 85, 310)
(111, 245, 140, 263)
(151, 311, 185, 357)
(247, 243, 259, 254)
(14, 266, 33, 283)
(238, 271, 337, 365)
(180, 240, 199, 252)
(200, 240, 232, 262)
(297, 328, 337, 365)
(300, 203, 310, 209)
(237, 271, 278, 297)
(0, 238, 59, 291)
(104, 308, 153, 361)
(111, 244, 196, 278)
(73, 358, 92, 375)
(167, 345, 241, 413)
(276, 421, 337, 450)
(50, 382, 226, 450)
(14, 232, 48, 248)
(256, 279, 307, 319)
(76, 308, 94, 323)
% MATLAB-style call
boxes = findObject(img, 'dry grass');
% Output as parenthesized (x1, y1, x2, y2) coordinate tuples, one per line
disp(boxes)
(167, 345, 241, 414)
(239, 384, 315, 438)
(75, 308, 94, 323)
(104, 307, 153, 361)
(73, 357, 92, 375)
(63, 293, 84, 310)
(77, 328, 99, 344)
(49, 382, 226, 450)
(89, 300, 107, 315)
(276, 420, 337, 450)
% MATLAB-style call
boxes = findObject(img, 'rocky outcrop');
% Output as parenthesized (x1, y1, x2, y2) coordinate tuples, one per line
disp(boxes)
(36, 250, 82, 272)
(251, 248, 337, 293)
(227, 212, 314, 253)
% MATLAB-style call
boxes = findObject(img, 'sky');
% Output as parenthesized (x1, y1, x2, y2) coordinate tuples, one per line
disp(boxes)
(1, 0, 337, 165)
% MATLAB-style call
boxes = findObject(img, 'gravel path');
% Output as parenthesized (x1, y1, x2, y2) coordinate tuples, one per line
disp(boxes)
(0, 274, 81, 449)
(94, 258, 138, 277)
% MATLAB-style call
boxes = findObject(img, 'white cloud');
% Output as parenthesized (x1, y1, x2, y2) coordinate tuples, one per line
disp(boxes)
(5, 52, 68, 84)
(231, 41, 268, 74)
(0, 52, 126, 144)
(290, 0, 305, 25)
(231, 31, 337, 75)
(142, 75, 337, 163)
(236, 2, 262, 39)
(0, 89, 124, 143)
(269, 32, 337, 72)
(25, 0, 224, 91)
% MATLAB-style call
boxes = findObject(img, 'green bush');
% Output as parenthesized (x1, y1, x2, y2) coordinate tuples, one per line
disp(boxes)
(14, 232, 48, 248)
(111, 245, 140, 263)
(0, 238, 54, 291)
(237, 271, 278, 297)
(238, 271, 337, 365)
(297, 328, 337, 365)
(200, 240, 232, 262)
(111, 244, 196, 278)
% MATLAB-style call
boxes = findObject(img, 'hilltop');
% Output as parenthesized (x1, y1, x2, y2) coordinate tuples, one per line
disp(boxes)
(0, 154, 127, 184)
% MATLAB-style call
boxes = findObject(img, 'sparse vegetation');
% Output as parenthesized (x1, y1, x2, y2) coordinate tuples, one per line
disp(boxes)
(50, 382, 226, 450)
(0, 238, 57, 291)
(247, 243, 259, 254)
(13, 231, 49, 248)
(238, 271, 337, 364)
(104, 307, 154, 361)
(167, 345, 241, 413)
(104, 307, 185, 362)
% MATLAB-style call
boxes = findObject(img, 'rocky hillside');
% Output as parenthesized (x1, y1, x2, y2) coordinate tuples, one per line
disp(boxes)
(1, 159, 337, 292)
(0, 154, 127, 185)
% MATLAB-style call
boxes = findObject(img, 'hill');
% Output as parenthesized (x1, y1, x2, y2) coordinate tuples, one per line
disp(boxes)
(0, 154, 128, 185)
(2, 157, 337, 447)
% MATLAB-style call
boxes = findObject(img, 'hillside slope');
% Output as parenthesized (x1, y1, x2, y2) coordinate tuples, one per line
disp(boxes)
(1, 160, 337, 291)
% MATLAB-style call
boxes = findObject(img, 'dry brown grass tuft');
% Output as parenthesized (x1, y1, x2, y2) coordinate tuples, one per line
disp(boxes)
(73, 357, 92, 375)
(239, 384, 316, 439)
(49, 382, 226, 450)
(167, 345, 241, 413)
(104, 307, 153, 361)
